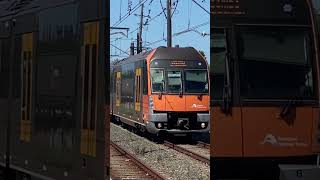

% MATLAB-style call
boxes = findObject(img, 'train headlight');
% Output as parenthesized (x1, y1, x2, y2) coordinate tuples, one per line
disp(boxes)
(157, 123, 163, 129)
(201, 123, 206, 129)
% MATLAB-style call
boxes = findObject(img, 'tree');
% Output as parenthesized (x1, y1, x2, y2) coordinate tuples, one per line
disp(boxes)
(199, 50, 206, 59)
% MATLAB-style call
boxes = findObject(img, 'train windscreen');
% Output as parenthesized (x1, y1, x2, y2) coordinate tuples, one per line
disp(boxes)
(238, 26, 315, 100)
(185, 70, 209, 93)
(151, 67, 209, 94)
(151, 69, 165, 92)
(167, 70, 182, 93)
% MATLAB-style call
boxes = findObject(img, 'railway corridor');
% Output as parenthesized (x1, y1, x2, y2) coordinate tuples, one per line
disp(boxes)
(110, 123, 210, 180)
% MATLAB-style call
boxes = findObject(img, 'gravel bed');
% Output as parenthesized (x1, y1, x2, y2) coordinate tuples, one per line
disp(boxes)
(177, 144, 210, 159)
(111, 123, 210, 180)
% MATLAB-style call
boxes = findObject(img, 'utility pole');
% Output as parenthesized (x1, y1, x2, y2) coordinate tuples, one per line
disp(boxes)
(167, 0, 172, 47)
(138, 3, 144, 53)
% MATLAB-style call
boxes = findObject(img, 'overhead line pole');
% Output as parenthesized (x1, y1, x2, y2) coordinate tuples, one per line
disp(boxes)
(138, 3, 144, 53)
(167, 0, 172, 47)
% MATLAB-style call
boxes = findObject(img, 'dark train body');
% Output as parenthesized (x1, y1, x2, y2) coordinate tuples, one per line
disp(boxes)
(0, 0, 109, 179)
(111, 47, 210, 136)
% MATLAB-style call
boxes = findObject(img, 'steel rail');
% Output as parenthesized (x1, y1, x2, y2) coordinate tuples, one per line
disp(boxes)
(163, 141, 210, 165)
(110, 141, 167, 180)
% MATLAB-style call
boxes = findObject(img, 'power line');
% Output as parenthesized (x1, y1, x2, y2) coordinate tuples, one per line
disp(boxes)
(191, 0, 210, 14)
(112, 0, 149, 27)
(145, 21, 209, 47)
(111, 8, 167, 45)
(110, 44, 129, 55)
(173, 21, 209, 36)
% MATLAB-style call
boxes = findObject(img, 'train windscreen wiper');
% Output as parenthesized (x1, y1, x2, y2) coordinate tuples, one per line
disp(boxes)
(279, 96, 303, 118)
(221, 53, 232, 114)
(159, 80, 165, 99)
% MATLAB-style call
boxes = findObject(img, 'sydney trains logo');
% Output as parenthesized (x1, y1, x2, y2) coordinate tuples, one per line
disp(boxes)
(260, 134, 308, 147)
(191, 104, 207, 109)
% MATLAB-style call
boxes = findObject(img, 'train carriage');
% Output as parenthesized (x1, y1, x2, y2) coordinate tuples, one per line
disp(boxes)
(111, 47, 210, 136)
(211, 0, 320, 179)
(0, 0, 109, 179)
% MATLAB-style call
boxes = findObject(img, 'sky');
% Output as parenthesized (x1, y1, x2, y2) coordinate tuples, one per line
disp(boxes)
(110, 0, 210, 62)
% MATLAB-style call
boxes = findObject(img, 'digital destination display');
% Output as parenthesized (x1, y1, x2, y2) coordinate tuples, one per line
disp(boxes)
(211, 0, 246, 16)
(150, 60, 207, 69)
(211, 0, 310, 24)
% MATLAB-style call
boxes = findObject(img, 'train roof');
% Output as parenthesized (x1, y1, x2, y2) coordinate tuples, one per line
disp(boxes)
(0, 0, 74, 20)
(112, 47, 205, 66)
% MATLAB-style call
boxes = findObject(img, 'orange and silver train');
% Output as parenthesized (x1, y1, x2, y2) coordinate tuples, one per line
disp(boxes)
(211, 0, 320, 179)
(111, 47, 210, 135)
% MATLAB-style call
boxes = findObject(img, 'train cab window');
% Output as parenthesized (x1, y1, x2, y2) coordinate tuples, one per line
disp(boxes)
(211, 29, 227, 100)
(238, 27, 314, 100)
(151, 69, 164, 92)
(185, 70, 209, 93)
(167, 70, 182, 93)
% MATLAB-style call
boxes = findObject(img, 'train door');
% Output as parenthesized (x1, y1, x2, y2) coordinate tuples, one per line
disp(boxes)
(135, 68, 142, 122)
(115, 71, 121, 111)
(80, 21, 99, 157)
(235, 25, 315, 157)
(211, 28, 243, 157)
(20, 33, 33, 143)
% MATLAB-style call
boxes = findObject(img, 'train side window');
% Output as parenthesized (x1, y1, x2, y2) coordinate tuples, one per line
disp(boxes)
(80, 21, 99, 157)
(83, 44, 90, 129)
(0, 38, 10, 98)
(211, 28, 227, 101)
(143, 61, 147, 94)
(90, 44, 97, 130)
(20, 33, 33, 142)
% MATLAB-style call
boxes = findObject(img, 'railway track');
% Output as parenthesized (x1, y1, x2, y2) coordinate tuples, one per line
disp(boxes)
(197, 141, 210, 149)
(110, 141, 166, 180)
(163, 141, 210, 165)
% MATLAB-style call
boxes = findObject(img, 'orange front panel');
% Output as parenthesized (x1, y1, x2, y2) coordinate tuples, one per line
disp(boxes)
(211, 107, 243, 157)
(242, 107, 313, 157)
(312, 108, 320, 153)
(165, 95, 185, 111)
(152, 95, 166, 111)
(142, 95, 149, 123)
(185, 95, 209, 111)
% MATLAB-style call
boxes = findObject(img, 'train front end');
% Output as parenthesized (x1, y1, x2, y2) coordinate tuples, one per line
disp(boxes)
(145, 47, 210, 135)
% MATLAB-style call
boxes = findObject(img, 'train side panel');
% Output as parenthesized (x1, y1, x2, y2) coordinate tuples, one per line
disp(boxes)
(111, 58, 146, 125)
(0, 0, 108, 179)
(0, 37, 10, 169)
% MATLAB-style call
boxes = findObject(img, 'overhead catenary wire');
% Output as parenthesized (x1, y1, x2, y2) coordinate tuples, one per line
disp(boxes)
(111, 0, 209, 58)
(111, 44, 129, 55)
(112, 7, 167, 44)
(112, 0, 149, 27)
(191, 0, 210, 14)
(145, 21, 209, 47)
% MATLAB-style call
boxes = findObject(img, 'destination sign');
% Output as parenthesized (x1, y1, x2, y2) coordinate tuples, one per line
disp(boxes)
(211, 0, 246, 16)
(150, 60, 207, 69)
(211, 0, 310, 25)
